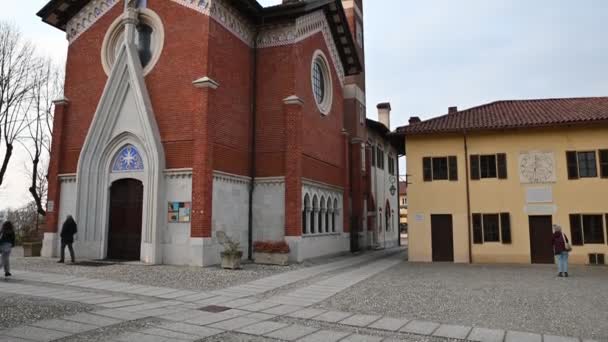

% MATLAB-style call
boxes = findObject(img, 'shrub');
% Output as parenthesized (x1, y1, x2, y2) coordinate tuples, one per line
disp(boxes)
(253, 241, 290, 254)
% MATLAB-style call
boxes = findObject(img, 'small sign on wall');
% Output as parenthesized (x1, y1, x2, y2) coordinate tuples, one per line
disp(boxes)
(415, 213, 424, 222)
(47, 201, 55, 213)
(168, 202, 191, 223)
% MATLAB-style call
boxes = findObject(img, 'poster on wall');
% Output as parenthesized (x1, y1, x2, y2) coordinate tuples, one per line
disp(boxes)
(168, 202, 191, 223)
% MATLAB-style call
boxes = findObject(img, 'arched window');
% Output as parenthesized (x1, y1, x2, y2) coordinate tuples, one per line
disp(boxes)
(311, 195, 318, 234)
(332, 198, 338, 233)
(302, 194, 310, 234)
(111, 144, 144, 172)
(327, 198, 333, 233)
(319, 197, 326, 234)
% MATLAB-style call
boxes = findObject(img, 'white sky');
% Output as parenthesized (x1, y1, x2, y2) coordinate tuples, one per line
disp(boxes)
(1, 0, 607, 210)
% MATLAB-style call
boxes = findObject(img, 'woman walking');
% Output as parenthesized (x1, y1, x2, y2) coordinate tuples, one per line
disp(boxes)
(552, 224, 571, 277)
(0, 221, 16, 277)
(59, 215, 77, 263)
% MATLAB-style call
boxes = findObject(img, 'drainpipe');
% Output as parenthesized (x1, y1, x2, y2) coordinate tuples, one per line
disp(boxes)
(463, 132, 472, 264)
(247, 28, 260, 261)
(396, 155, 401, 247)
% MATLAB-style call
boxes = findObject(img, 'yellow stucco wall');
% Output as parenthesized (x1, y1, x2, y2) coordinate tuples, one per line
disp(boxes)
(406, 125, 608, 264)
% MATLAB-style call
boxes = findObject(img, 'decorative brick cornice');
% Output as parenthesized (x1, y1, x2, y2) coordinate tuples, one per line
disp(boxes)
(164, 168, 193, 179)
(66, 0, 120, 44)
(258, 11, 345, 85)
(213, 170, 251, 186)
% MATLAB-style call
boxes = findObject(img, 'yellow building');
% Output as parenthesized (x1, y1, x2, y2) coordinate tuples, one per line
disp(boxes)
(398, 181, 408, 228)
(395, 98, 608, 265)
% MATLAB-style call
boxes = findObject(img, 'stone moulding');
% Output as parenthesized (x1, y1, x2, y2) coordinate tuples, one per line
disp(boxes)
(58, 174, 77, 183)
(66, 0, 120, 43)
(164, 168, 193, 179)
(213, 170, 251, 185)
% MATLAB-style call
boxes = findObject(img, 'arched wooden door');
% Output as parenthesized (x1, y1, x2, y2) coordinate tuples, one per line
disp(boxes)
(107, 179, 143, 260)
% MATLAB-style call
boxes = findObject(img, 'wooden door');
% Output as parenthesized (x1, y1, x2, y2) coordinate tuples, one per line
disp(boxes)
(528, 216, 554, 264)
(431, 214, 454, 262)
(108, 179, 143, 260)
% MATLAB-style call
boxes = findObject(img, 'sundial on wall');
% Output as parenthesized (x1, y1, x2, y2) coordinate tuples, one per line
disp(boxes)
(519, 151, 556, 183)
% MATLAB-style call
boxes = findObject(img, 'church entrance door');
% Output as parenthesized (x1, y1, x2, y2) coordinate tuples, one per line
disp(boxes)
(108, 178, 144, 260)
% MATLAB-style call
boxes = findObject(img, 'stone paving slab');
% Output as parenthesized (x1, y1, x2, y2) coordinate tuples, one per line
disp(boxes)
(341, 334, 383, 342)
(78, 295, 123, 304)
(287, 308, 327, 319)
(296, 329, 350, 342)
(223, 297, 259, 308)
(156, 290, 197, 299)
(239, 300, 282, 312)
(505, 330, 542, 342)
(157, 309, 207, 322)
(245, 312, 277, 321)
(265, 325, 319, 341)
(92, 309, 149, 321)
(0, 336, 32, 342)
(100, 299, 147, 308)
(32, 318, 97, 334)
(367, 317, 409, 331)
(185, 312, 237, 326)
(207, 317, 261, 331)
(235, 321, 289, 335)
(467, 327, 505, 342)
(262, 304, 304, 315)
(432, 324, 472, 339)
(139, 327, 199, 341)
(338, 314, 381, 327)
(3, 325, 72, 342)
(114, 332, 170, 342)
(63, 312, 124, 326)
(313, 310, 354, 323)
(543, 335, 580, 342)
(400, 320, 440, 335)
(154, 322, 223, 338)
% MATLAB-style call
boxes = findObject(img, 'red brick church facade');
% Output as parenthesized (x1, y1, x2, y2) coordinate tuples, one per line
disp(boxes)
(38, 0, 396, 265)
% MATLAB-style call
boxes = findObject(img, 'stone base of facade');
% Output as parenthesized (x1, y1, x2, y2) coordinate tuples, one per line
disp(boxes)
(286, 234, 350, 263)
(41, 233, 59, 258)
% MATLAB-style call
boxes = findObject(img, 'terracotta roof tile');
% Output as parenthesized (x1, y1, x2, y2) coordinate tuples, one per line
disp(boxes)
(396, 97, 608, 135)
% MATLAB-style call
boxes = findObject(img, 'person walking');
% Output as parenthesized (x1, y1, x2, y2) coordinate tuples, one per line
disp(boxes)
(0, 221, 16, 277)
(59, 215, 77, 263)
(552, 224, 571, 277)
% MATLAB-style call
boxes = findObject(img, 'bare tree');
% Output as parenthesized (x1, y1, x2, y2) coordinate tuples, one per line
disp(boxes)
(0, 21, 38, 187)
(22, 59, 61, 216)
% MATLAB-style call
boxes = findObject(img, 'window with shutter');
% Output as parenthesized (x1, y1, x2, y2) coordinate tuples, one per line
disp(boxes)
(423, 157, 432, 182)
(500, 213, 511, 244)
(566, 151, 579, 179)
(599, 150, 608, 178)
(582, 215, 605, 244)
(432, 157, 448, 180)
(569, 214, 583, 245)
(497, 153, 507, 179)
(482, 214, 500, 242)
(470, 155, 480, 180)
(577, 151, 597, 178)
(479, 155, 497, 178)
(472, 214, 483, 244)
(448, 156, 458, 181)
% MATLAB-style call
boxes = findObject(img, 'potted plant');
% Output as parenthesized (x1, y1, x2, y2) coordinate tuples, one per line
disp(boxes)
(253, 241, 290, 266)
(217, 231, 243, 270)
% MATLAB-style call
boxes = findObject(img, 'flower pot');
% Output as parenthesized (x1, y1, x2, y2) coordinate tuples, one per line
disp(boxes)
(254, 252, 289, 266)
(22, 242, 42, 257)
(221, 251, 243, 269)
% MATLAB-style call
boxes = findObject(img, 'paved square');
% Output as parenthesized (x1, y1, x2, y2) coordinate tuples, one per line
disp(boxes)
(339, 314, 381, 327)
(207, 317, 260, 331)
(368, 317, 409, 331)
(432, 324, 472, 339)
(543, 335, 580, 342)
(287, 308, 327, 319)
(400, 320, 440, 335)
(297, 329, 351, 342)
(313, 310, 354, 323)
(341, 334, 383, 342)
(467, 327, 506, 342)
(505, 330, 542, 342)
(235, 321, 289, 335)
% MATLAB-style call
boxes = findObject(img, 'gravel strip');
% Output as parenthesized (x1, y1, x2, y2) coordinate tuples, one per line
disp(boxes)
(0, 292, 95, 329)
(316, 262, 608, 341)
(54, 317, 163, 342)
(11, 257, 306, 291)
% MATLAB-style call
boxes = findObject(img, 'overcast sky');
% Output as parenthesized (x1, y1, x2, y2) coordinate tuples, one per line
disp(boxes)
(1, 0, 607, 210)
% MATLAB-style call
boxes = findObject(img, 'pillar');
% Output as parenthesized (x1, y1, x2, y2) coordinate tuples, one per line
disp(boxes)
(284, 95, 304, 237)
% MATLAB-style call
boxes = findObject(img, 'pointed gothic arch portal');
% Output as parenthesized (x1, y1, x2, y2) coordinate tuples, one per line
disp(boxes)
(108, 178, 144, 260)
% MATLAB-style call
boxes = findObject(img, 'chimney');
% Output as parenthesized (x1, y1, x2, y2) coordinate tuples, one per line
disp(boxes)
(409, 116, 421, 125)
(377, 102, 391, 129)
(448, 106, 458, 114)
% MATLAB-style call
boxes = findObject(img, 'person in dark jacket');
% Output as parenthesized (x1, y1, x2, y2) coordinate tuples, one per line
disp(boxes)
(0, 221, 16, 277)
(552, 224, 570, 277)
(59, 215, 77, 263)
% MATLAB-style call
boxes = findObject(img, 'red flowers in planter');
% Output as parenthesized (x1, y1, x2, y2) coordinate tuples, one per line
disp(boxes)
(254, 241, 290, 254)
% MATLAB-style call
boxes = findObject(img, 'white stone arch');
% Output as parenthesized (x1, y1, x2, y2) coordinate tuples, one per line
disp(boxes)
(302, 193, 311, 234)
(74, 28, 165, 264)
(311, 195, 319, 234)
(319, 196, 326, 233)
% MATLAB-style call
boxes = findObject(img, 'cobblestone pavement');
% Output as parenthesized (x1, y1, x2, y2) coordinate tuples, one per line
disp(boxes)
(317, 262, 608, 341)
(0, 249, 603, 342)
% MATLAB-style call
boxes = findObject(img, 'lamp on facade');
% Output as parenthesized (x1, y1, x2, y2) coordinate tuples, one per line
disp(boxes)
(390, 185, 397, 196)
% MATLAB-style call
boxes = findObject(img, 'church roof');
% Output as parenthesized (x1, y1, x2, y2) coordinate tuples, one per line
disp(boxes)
(37, 0, 361, 75)
(395, 97, 608, 136)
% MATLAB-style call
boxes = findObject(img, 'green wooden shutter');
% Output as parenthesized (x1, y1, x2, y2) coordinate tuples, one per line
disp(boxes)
(569, 214, 583, 245)
(448, 156, 458, 181)
(497, 153, 508, 179)
(599, 150, 608, 178)
(500, 213, 512, 244)
(472, 214, 483, 244)
(566, 151, 579, 179)
(470, 155, 480, 180)
(423, 157, 432, 182)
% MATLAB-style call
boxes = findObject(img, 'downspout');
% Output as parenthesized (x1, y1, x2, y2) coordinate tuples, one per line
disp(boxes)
(463, 131, 472, 264)
(247, 26, 260, 261)
(396, 154, 401, 247)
